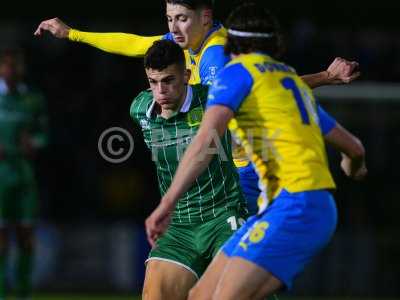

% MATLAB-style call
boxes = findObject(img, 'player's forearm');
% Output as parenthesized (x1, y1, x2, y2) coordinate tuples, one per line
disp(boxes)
(68, 29, 162, 57)
(324, 124, 365, 160)
(301, 71, 331, 89)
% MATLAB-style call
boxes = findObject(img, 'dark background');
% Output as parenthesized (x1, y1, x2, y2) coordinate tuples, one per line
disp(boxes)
(0, 0, 399, 297)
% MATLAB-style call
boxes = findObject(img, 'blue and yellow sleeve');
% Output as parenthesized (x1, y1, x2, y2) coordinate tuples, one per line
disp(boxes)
(207, 63, 253, 111)
(68, 29, 163, 57)
(162, 32, 174, 41)
(199, 45, 230, 85)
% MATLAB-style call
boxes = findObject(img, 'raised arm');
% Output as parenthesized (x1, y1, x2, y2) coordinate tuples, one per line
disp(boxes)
(301, 57, 361, 89)
(34, 17, 162, 57)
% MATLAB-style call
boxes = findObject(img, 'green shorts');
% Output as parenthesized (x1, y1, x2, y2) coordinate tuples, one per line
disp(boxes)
(0, 162, 38, 227)
(0, 173, 38, 226)
(147, 208, 247, 278)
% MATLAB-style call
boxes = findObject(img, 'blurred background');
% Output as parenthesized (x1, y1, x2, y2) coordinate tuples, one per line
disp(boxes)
(0, 0, 399, 299)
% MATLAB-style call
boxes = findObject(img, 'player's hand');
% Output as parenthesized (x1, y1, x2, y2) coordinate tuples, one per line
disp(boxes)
(34, 17, 71, 38)
(145, 198, 175, 247)
(340, 154, 368, 181)
(326, 57, 360, 85)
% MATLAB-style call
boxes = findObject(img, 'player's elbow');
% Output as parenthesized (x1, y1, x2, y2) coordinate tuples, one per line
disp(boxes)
(347, 137, 365, 160)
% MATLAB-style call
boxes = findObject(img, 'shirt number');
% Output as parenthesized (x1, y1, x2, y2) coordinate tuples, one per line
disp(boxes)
(281, 77, 311, 125)
(227, 216, 245, 231)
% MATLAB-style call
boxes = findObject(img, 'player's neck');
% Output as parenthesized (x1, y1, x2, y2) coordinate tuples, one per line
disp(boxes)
(190, 23, 213, 52)
(160, 107, 177, 119)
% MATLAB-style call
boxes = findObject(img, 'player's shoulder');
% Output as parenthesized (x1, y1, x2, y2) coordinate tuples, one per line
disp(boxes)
(199, 23, 227, 53)
(216, 59, 253, 83)
(206, 23, 227, 47)
(191, 84, 209, 107)
(228, 53, 272, 67)
(191, 83, 209, 92)
(230, 54, 297, 77)
(132, 89, 153, 107)
(130, 89, 153, 118)
(197, 23, 226, 59)
(201, 24, 227, 58)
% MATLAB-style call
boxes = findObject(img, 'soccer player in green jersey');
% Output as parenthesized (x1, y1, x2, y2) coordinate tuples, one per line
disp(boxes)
(0, 48, 48, 300)
(131, 40, 248, 300)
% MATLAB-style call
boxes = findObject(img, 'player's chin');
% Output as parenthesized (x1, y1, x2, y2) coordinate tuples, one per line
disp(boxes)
(163, 104, 177, 110)
(176, 41, 188, 49)
(158, 99, 173, 105)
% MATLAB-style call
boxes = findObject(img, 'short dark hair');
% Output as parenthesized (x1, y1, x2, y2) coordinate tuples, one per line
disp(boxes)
(144, 40, 186, 71)
(224, 2, 284, 58)
(165, 0, 213, 10)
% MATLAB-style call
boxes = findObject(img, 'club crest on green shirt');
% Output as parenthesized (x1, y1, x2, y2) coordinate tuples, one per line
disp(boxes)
(139, 118, 150, 130)
(187, 106, 203, 127)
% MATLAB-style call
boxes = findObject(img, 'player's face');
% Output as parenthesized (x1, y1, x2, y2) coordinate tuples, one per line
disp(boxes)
(166, 3, 209, 50)
(0, 56, 21, 83)
(146, 64, 190, 110)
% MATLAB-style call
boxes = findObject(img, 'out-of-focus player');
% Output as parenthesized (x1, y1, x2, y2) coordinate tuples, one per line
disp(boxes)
(34, 0, 361, 214)
(0, 48, 48, 300)
(145, 3, 367, 299)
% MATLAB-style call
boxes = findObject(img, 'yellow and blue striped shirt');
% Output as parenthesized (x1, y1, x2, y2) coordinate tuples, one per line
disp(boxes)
(207, 53, 336, 213)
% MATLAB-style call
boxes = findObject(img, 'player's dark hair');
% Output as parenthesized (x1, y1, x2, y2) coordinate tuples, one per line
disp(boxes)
(165, 0, 213, 10)
(224, 2, 284, 58)
(144, 40, 185, 71)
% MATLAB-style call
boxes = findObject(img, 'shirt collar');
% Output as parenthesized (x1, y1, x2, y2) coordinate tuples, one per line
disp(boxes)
(146, 85, 193, 118)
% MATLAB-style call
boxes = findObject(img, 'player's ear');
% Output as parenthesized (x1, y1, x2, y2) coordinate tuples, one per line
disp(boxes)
(184, 69, 191, 84)
(201, 8, 212, 26)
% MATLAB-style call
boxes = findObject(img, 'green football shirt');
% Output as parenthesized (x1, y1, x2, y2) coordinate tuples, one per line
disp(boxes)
(0, 80, 48, 184)
(130, 84, 247, 224)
